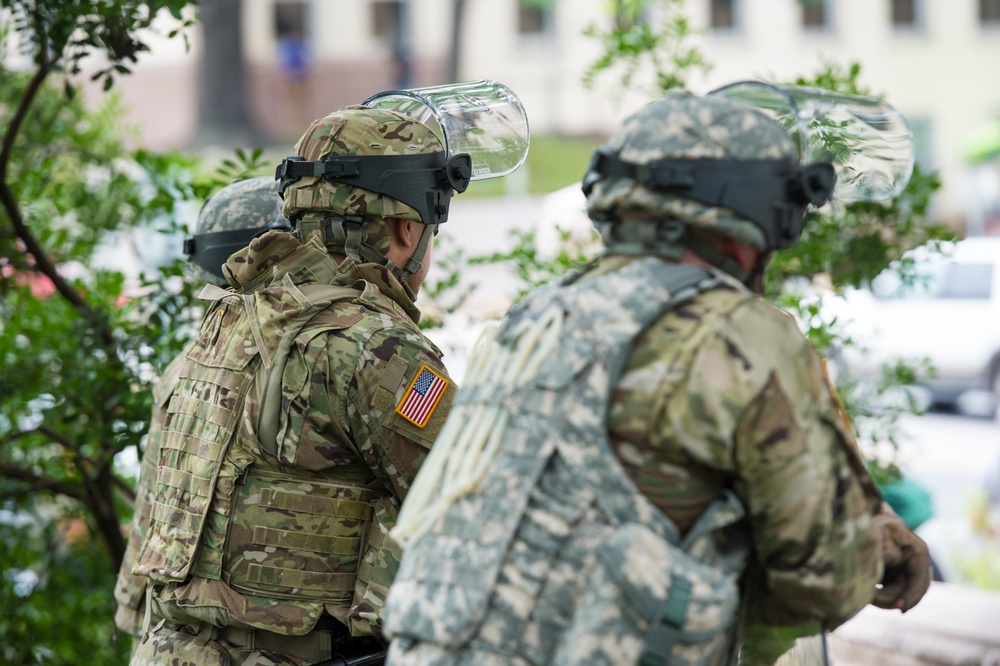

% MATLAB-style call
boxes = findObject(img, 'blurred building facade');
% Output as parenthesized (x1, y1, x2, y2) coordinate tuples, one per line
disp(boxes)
(76, 0, 1000, 227)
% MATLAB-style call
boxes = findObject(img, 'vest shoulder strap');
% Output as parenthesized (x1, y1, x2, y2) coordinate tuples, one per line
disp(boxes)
(257, 284, 363, 457)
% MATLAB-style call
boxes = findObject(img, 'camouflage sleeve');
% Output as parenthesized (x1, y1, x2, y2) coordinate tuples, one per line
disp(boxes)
(281, 314, 456, 500)
(113, 352, 186, 639)
(686, 299, 884, 629)
(344, 324, 456, 500)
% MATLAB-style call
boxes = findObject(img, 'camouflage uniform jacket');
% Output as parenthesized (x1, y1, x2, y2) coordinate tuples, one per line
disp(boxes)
(384, 256, 884, 666)
(130, 230, 454, 640)
(387, 258, 751, 666)
(597, 255, 883, 631)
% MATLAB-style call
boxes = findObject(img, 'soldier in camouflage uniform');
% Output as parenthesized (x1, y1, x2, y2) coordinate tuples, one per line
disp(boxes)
(128, 106, 465, 666)
(382, 94, 932, 665)
(114, 176, 287, 649)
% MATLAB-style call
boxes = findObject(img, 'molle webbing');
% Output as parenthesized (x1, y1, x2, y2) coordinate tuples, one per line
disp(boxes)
(135, 360, 255, 583)
(225, 469, 377, 603)
(135, 274, 362, 585)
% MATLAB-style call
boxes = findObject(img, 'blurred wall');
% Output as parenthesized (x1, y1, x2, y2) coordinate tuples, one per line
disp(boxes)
(61, 0, 1000, 224)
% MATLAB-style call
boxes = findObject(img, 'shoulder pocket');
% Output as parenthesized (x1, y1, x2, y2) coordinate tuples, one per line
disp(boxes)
(381, 359, 453, 443)
(552, 523, 739, 666)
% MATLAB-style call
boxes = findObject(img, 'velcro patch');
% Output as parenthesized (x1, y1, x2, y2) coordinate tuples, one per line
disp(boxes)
(395, 365, 449, 428)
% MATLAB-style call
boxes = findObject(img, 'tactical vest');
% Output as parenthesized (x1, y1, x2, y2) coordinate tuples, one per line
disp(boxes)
(133, 249, 396, 636)
(385, 258, 752, 666)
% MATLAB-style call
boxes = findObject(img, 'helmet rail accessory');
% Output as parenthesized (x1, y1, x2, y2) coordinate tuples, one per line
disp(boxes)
(275, 151, 472, 226)
(583, 149, 835, 249)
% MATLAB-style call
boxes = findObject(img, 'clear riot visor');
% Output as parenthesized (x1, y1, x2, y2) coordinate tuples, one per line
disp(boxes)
(362, 79, 530, 182)
(708, 81, 914, 202)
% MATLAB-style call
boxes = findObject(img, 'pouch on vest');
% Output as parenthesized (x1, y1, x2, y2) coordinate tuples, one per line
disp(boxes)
(225, 468, 376, 604)
(134, 299, 259, 583)
(131, 625, 229, 666)
(551, 521, 739, 666)
(350, 495, 403, 635)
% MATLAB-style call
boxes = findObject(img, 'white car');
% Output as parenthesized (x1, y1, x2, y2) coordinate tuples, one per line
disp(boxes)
(831, 236, 1000, 413)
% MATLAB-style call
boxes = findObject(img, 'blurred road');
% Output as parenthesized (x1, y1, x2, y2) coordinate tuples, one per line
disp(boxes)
(900, 410, 1000, 584)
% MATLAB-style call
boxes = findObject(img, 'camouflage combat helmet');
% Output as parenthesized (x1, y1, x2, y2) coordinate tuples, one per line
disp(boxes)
(275, 105, 462, 284)
(183, 176, 288, 286)
(583, 93, 835, 259)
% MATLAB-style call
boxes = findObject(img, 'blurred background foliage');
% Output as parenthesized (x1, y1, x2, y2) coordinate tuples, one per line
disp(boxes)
(0, 2, 259, 662)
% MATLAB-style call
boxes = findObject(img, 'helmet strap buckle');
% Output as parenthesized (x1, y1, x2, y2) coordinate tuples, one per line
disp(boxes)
(295, 218, 327, 247)
(341, 217, 367, 261)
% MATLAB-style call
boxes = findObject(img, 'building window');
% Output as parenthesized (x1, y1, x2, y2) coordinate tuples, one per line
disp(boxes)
(518, 0, 552, 35)
(982, 0, 1000, 25)
(372, 0, 402, 41)
(710, 0, 737, 30)
(802, 0, 829, 29)
(274, 0, 308, 83)
(891, 0, 922, 29)
(274, 0, 306, 41)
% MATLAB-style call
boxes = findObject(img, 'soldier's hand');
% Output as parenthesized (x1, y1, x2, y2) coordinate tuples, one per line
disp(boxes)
(872, 504, 932, 613)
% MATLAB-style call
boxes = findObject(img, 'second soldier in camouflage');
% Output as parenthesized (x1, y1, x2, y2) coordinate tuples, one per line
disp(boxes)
(128, 106, 462, 666)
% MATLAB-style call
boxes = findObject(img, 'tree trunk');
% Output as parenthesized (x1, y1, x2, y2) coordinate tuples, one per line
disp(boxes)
(447, 0, 466, 83)
(196, 0, 261, 147)
(92, 467, 127, 571)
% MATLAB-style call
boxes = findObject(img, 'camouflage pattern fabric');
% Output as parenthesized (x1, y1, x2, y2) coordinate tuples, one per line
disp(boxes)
(585, 95, 798, 250)
(385, 259, 753, 666)
(385, 254, 884, 666)
(127, 231, 454, 665)
(595, 254, 883, 631)
(130, 623, 309, 666)
(188, 176, 285, 286)
(282, 105, 445, 232)
(115, 179, 285, 647)
(113, 351, 187, 647)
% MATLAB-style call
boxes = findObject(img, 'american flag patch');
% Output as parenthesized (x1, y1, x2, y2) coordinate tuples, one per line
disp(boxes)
(395, 365, 449, 428)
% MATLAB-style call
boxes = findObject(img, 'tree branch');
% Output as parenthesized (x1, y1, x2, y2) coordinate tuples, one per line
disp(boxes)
(0, 461, 85, 500)
(112, 472, 137, 504)
(36, 425, 79, 452)
(0, 54, 58, 182)
(86, 446, 138, 503)
(0, 53, 116, 346)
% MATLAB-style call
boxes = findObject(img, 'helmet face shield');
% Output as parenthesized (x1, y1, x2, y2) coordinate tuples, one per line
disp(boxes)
(708, 81, 915, 202)
(362, 79, 530, 182)
(276, 80, 529, 226)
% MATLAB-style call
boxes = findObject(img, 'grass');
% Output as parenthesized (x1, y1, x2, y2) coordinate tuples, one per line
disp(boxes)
(463, 135, 604, 197)
(212, 134, 605, 199)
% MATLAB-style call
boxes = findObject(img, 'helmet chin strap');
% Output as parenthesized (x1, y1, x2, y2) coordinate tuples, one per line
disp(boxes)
(398, 223, 436, 286)
(743, 252, 773, 294)
(598, 217, 755, 287)
(294, 214, 436, 289)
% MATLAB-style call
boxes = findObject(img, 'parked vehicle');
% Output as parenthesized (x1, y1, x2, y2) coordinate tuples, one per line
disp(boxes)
(831, 237, 1000, 413)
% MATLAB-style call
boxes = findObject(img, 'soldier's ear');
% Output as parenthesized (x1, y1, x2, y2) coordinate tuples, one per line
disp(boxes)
(387, 217, 418, 250)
